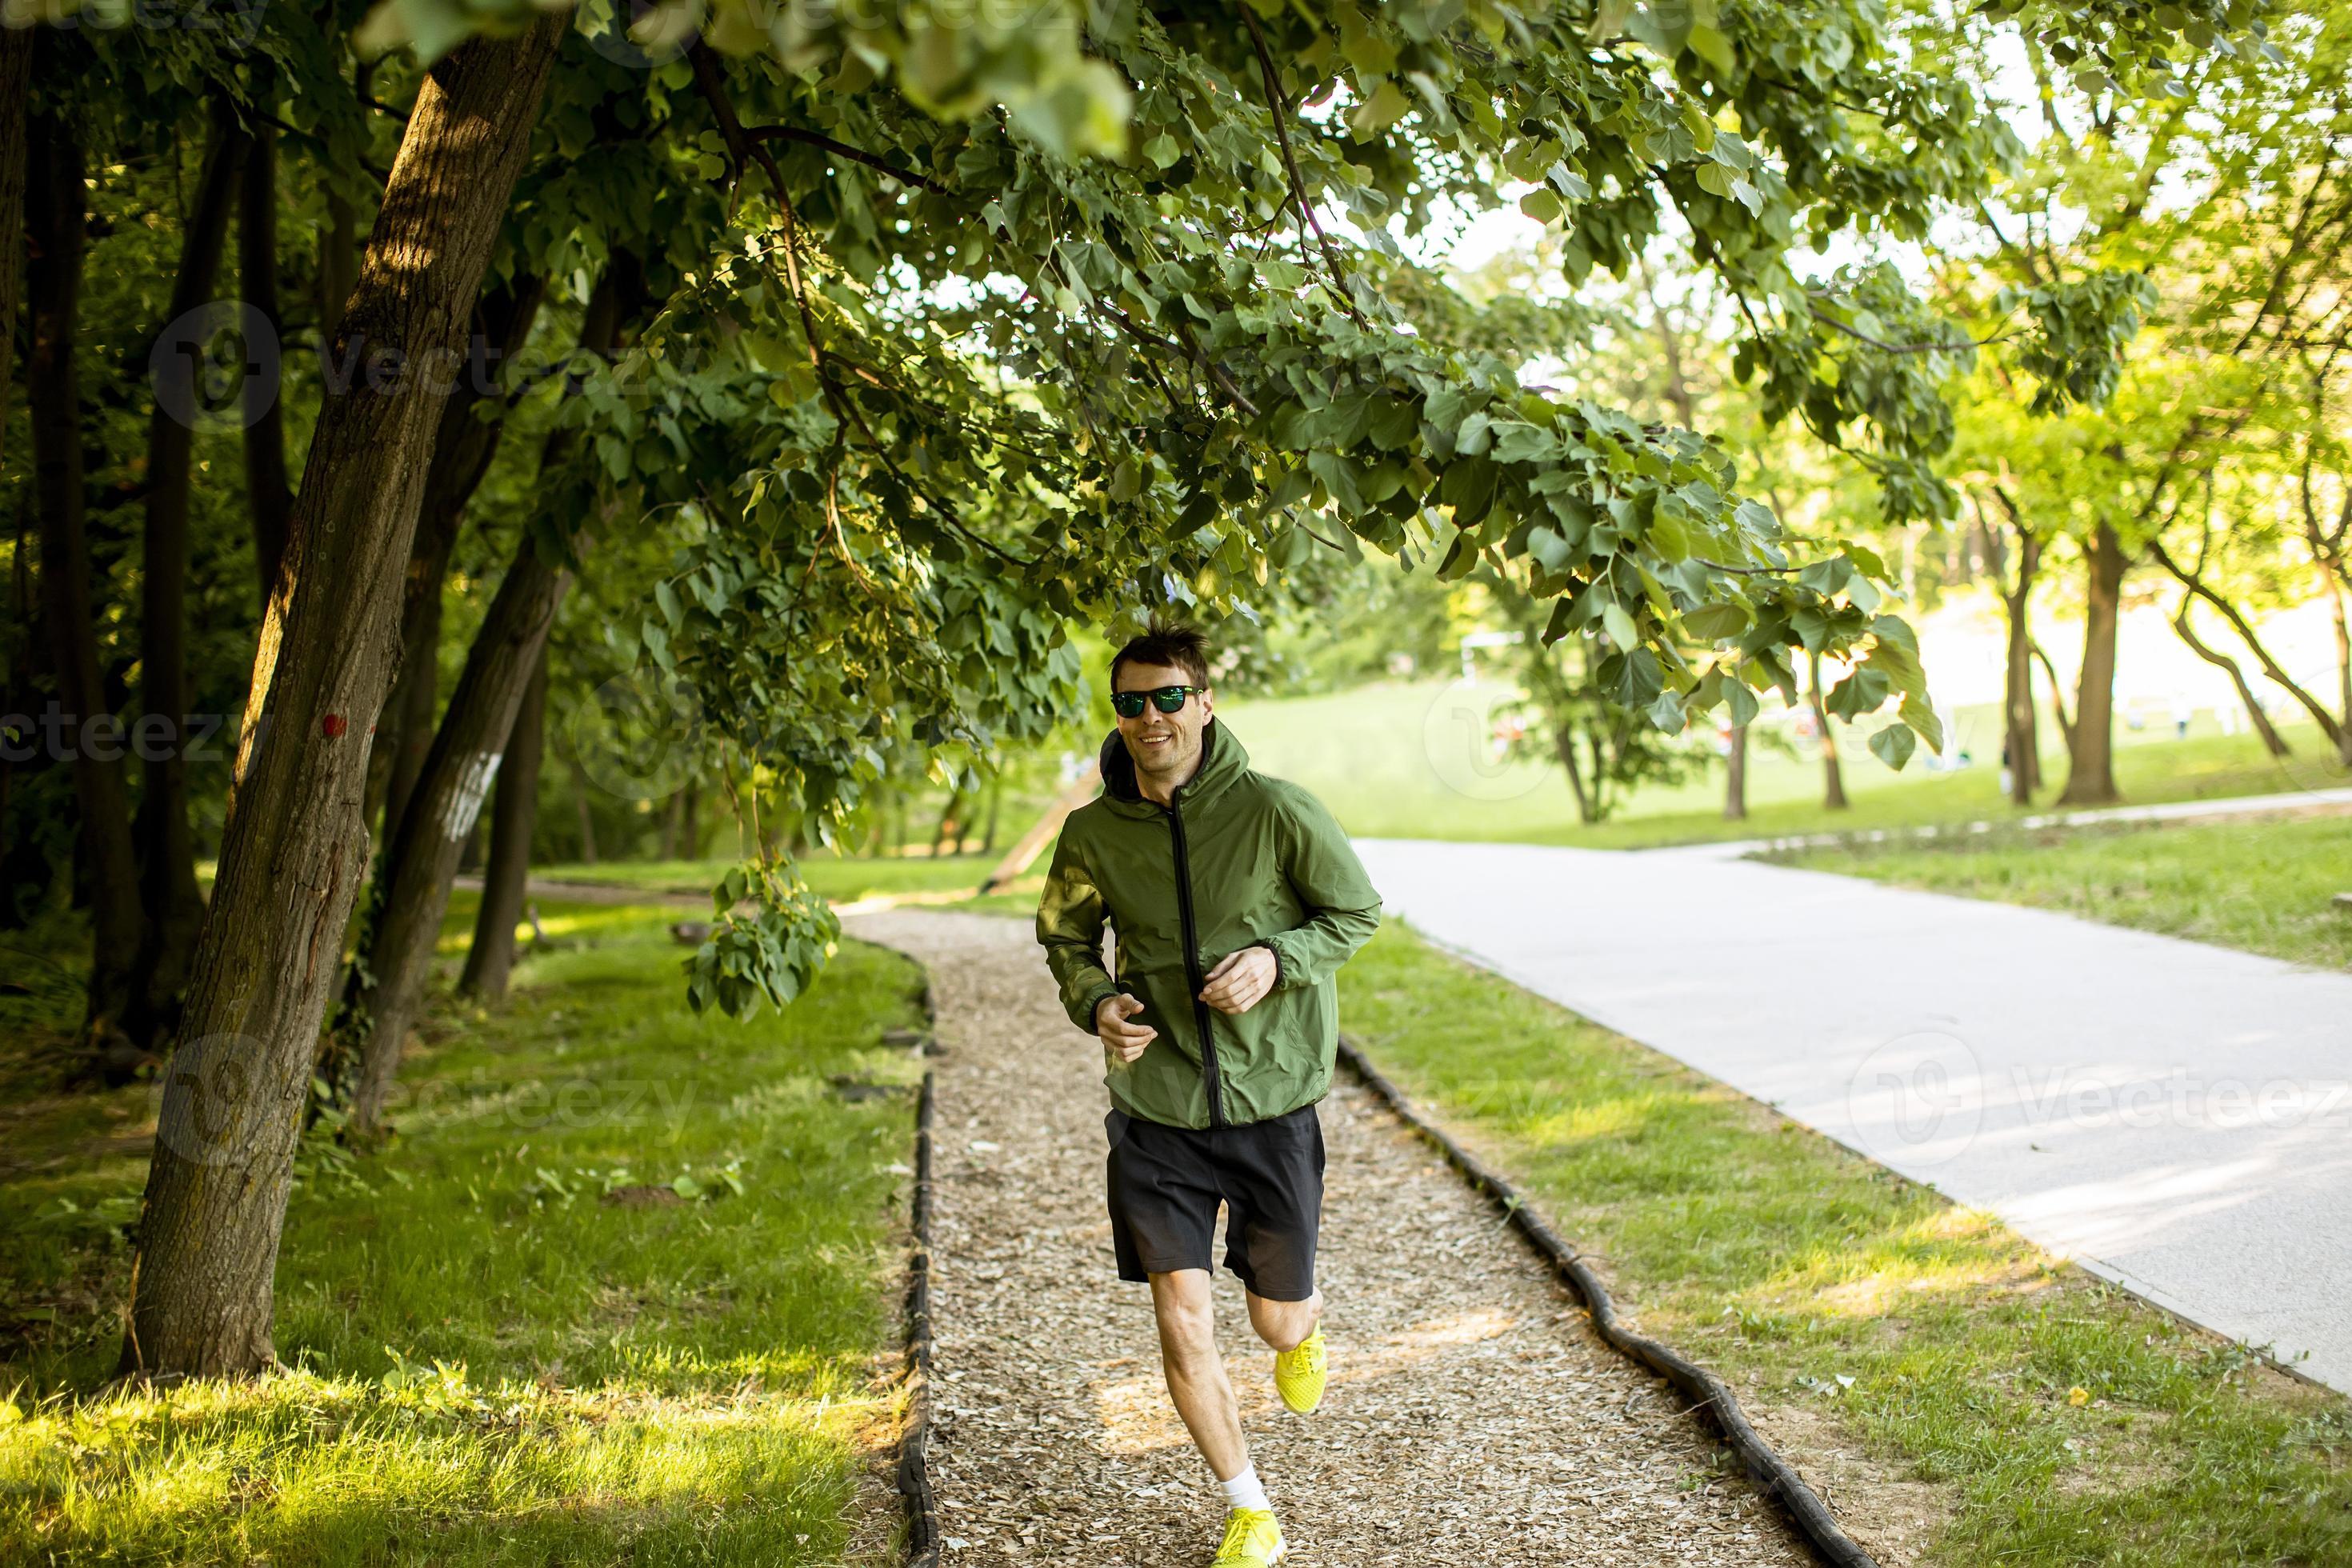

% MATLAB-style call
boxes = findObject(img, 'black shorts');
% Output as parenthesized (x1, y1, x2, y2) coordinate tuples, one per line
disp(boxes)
(1104, 1102, 1325, 1301)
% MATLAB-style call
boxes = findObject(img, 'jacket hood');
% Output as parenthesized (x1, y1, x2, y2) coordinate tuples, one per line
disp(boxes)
(1097, 717, 1250, 814)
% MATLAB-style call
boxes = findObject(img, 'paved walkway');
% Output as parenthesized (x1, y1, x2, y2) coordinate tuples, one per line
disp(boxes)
(1356, 838, 2352, 1394)
(848, 908, 1818, 1566)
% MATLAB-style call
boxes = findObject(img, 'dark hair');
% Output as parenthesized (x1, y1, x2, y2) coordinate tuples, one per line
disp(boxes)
(1110, 618, 1210, 690)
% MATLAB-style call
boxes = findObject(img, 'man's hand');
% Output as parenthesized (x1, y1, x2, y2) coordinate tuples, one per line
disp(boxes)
(1095, 993, 1157, 1062)
(1200, 946, 1278, 1015)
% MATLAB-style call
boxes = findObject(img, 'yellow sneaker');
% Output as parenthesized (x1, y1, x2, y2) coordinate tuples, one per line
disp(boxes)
(1274, 1326, 1326, 1414)
(1211, 1506, 1286, 1565)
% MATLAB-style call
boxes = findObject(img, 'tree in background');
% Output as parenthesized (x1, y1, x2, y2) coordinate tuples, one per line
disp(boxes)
(2, 0, 2274, 1377)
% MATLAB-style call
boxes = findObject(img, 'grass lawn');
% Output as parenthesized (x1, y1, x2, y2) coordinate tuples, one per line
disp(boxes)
(1770, 814, 2352, 972)
(531, 850, 1043, 917)
(0, 894, 929, 1566)
(1338, 923, 2352, 1567)
(1221, 679, 2346, 849)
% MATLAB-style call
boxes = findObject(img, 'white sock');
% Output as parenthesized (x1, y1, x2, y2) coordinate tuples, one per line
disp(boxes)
(1217, 1463, 1272, 1514)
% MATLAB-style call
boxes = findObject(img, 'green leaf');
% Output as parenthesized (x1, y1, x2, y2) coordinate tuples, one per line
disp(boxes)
(1602, 601, 1638, 650)
(1869, 723, 1917, 770)
(1682, 602, 1748, 641)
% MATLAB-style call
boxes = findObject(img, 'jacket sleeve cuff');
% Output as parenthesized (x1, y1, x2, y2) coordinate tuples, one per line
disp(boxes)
(1077, 983, 1120, 1034)
(1254, 940, 1287, 988)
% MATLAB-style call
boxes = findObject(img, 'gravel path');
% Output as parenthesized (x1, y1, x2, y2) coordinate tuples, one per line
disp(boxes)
(847, 908, 1813, 1567)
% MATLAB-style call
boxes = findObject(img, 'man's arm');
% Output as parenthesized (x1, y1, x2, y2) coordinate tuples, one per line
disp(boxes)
(1256, 782, 1383, 990)
(1035, 830, 1122, 1034)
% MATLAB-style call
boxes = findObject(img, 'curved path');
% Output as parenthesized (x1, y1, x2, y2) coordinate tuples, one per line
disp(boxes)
(848, 907, 1814, 1566)
(1357, 837, 2352, 1396)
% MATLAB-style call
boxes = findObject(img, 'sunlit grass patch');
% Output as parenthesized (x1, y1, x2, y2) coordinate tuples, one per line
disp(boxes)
(1341, 923, 2352, 1566)
(1, 896, 926, 1564)
(1773, 813, 2352, 971)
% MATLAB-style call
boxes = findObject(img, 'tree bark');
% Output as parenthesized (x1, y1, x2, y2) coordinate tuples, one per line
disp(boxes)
(1987, 490, 2042, 803)
(2030, 638, 2076, 757)
(2325, 554, 2352, 769)
(1808, 650, 1848, 810)
(458, 644, 546, 1003)
(134, 104, 252, 1046)
(119, 22, 567, 1381)
(347, 264, 628, 1134)
(351, 541, 570, 1132)
(364, 274, 546, 840)
(2302, 456, 2352, 768)
(2058, 522, 2126, 805)
(569, 752, 599, 863)
(2171, 598, 2291, 758)
(1722, 721, 1747, 822)
(29, 106, 145, 1065)
(241, 86, 291, 603)
(0, 26, 32, 468)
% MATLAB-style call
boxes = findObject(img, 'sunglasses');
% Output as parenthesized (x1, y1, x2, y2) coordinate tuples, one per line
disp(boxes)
(1112, 685, 1207, 718)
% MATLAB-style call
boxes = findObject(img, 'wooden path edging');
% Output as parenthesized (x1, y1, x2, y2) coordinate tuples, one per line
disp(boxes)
(1336, 1034, 1880, 1568)
(898, 974, 944, 1568)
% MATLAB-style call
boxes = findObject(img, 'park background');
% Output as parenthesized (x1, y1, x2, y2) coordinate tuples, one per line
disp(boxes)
(4, 0, 2351, 1564)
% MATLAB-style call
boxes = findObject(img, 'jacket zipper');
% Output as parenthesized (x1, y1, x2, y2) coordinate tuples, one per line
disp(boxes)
(1165, 793, 1226, 1129)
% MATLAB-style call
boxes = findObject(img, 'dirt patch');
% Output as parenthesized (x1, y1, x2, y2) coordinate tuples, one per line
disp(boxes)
(1741, 1400, 1954, 1566)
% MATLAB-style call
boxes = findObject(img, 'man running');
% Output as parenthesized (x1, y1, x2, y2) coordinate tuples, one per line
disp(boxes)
(1037, 620, 1384, 1566)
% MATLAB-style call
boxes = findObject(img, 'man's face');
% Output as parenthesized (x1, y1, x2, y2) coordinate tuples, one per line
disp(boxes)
(1113, 659, 1214, 785)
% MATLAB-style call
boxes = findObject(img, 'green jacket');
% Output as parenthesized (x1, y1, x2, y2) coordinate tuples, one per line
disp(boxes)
(1036, 718, 1383, 1130)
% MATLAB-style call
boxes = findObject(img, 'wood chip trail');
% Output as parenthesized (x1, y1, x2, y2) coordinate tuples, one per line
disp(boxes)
(851, 909, 1814, 1567)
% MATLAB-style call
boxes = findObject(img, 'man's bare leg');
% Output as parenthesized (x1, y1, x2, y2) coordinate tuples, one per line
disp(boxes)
(1149, 1269, 1250, 1479)
(1245, 1286, 1322, 1353)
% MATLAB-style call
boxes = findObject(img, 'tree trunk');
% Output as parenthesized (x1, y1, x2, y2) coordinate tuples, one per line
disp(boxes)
(134, 104, 251, 1046)
(681, 772, 700, 859)
(364, 274, 545, 840)
(2172, 598, 2292, 758)
(980, 775, 1002, 854)
(346, 262, 630, 1134)
(1551, 722, 1595, 823)
(29, 106, 145, 1066)
(1808, 650, 1848, 810)
(2324, 551, 2352, 770)
(569, 753, 599, 862)
(350, 541, 570, 1134)
(2146, 538, 2342, 752)
(458, 644, 546, 1003)
(1722, 721, 1747, 822)
(119, 22, 567, 1381)
(658, 786, 680, 859)
(2058, 522, 2126, 806)
(241, 86, 291, 603)
(2002, 525, 2042, 804)
(932, 784, 966, 856)
(0, 26, 31, 466)
(2030, 638, 2076, 758)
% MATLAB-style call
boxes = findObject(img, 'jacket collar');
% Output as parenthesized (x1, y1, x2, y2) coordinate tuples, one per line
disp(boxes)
(1097, 717, 1249, 815)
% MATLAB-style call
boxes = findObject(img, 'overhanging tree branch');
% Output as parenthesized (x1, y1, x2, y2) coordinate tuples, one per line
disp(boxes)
(1238, 7, 1367, 330)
